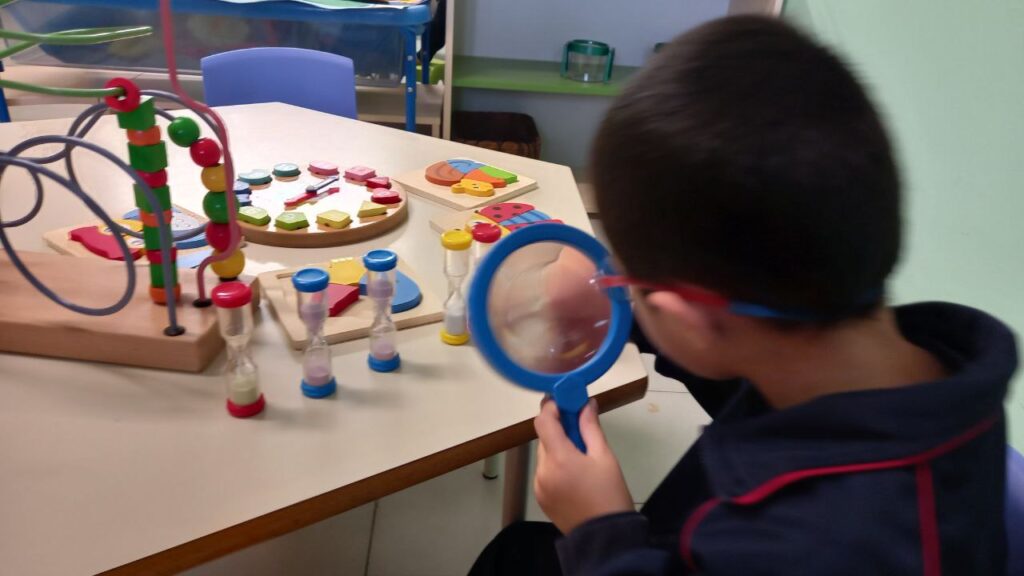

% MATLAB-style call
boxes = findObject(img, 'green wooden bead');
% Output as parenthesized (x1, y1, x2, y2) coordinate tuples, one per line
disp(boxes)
(134, 185, 172, 213)
(142, 225, 164, 249)
(149, 262, 178, 289)
(116, 97, 156, 131)
(128, 142, 168, 173)
(168, 117, 201, 147)
(202, 191, 234, 223)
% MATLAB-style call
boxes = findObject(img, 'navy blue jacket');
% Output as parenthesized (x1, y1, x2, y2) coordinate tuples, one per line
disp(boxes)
(555, 302, 1017, 576)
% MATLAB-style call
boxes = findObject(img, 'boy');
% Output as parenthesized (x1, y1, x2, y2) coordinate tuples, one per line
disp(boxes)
(470, 16, 1016, 576)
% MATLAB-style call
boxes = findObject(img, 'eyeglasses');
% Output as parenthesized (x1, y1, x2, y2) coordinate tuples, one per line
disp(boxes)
(597, 275, 816, 321)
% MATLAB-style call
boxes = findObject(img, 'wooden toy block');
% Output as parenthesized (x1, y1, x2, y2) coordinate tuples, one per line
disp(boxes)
(142, 226, 165, 250)
(127, 125, 161, 146)
(238, 169, 273, 185)
(148, 261, 178, 288)
(275, 211, 309, 231)
(138, 209, 173, 228)
(366, 176, 391, 189)
(144, 247, 178, 265)
(464, 169, 507, 188)
(259, 257, 443, 349)
(452, 179, 495, 198)
(328, 257, 366, 286)
(137, 169, 168, 189)
(358, 269, 423, 313)
(167, 116, 200, 147)
(149, 283, 182, 306)
(309, 161, 340, 176)
(429, 202, 561, 234)
(371, 188, 402, 205)
(116, 97, 156, 130)
(357, 200, 387, 218)
(0, 252, 223, 372)
(127, 141, 168, 173)
(478, 202, 535, 223)
(273, 162, 302, 178)
(479, 165, 519, 185)
(424, 160, 463, 186)
(344, 166, 376, 182)
(68, 226, 143, 261)
(201, 165, 227, 192)
(134, 184, 172, 213)
(397, 159, 538, 211)
(202, 191, 233, 224)
(238, 206, 270, 226)
(317, 210, 352, 229)
(327, 283, 360, 317)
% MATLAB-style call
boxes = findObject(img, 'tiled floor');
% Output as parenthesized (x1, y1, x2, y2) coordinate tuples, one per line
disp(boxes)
(185, 358, 709, 576)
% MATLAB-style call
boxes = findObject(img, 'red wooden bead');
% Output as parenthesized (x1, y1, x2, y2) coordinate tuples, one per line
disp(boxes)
(189, 138, 222, 167)
(137, 169, 168, 188)
(205, 222, 232, 252)
(104, 77, 141, 112)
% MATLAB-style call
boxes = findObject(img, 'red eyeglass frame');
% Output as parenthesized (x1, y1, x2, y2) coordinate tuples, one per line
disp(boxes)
(597, 275, 731, 308)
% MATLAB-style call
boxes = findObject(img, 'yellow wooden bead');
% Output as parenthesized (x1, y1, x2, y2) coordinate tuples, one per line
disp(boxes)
(201, 164, 227, 192)
(211, 249, 245, 278)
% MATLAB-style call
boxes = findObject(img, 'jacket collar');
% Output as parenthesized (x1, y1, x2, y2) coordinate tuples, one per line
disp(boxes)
(699, 302, 1017, 499)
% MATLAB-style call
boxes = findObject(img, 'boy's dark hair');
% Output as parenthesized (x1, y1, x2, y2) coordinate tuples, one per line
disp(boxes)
(592, 16, 900, 321)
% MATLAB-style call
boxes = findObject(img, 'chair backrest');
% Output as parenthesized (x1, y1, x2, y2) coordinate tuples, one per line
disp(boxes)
(201, 47, 357, 119)
(1009, 445, 1024, 576)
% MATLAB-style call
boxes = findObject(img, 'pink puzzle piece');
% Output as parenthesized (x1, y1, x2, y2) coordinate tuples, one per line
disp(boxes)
(366, 176, 391, 190)
(371, 188, 401, 205)
(69, 226, 143, 261)
(309, 161, 339, 177)
(344, 166, 376, 182)
(327, 283, 360, 317)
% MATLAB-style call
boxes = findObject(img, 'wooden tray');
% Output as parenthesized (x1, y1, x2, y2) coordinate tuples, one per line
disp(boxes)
(394, 158, 538, 211)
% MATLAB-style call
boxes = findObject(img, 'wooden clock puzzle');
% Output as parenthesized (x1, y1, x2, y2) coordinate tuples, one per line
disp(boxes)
(395, 158, 538, 211)
(233, 162, 409, 248)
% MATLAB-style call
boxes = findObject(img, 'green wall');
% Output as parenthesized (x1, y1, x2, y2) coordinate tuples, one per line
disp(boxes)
(784, 1, 1023, 448)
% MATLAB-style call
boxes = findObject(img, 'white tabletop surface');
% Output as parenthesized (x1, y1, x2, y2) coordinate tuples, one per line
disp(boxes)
(0, 103, 647, 575)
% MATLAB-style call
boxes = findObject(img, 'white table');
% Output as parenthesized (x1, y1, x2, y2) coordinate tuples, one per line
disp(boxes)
(0, 103, 647, 575)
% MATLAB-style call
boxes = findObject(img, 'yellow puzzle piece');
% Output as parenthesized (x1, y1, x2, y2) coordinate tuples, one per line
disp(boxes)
(358, 200, 387, 218)
(317, 210, 352, 229)
(328, 257, 367, 286)
(451, 179, 495, 198)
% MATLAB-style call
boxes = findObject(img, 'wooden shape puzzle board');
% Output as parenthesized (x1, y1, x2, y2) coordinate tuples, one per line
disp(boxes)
(394, 158, 538, 211)
(237, 171, 409, 248)
(0, 252, 223, 372)
(429, 201, 562, 234)
(259, 258, 443, 349)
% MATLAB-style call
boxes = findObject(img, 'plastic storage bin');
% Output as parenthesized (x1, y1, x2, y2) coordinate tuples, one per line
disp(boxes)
(561, 39, 614, 83)
(0, 2, 404, 86)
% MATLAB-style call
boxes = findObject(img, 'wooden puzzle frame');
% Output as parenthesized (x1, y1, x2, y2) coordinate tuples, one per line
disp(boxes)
(394, 159, 538, 211)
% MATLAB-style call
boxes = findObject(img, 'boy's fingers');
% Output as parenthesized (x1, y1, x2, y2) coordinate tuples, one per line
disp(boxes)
(578, 399, 608, 451)
(534, 400, 575, 455)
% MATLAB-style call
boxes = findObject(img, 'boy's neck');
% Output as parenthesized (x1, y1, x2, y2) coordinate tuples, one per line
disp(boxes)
(740, 308, 949, 410)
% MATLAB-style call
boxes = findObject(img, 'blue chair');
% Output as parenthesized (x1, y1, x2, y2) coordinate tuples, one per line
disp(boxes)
(1009, 445, 1024, 576)
(201, 47, 357, 119)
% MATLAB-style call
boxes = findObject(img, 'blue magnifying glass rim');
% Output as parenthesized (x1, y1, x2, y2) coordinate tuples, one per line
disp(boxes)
(468, 223, 633, 393)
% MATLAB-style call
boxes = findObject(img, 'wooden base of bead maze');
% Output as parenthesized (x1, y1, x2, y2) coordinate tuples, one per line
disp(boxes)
(394, 159, 539, 211)
(236, 175, 410, 249)
(0, 252, 223, 372)
(258, 257, 443, 349)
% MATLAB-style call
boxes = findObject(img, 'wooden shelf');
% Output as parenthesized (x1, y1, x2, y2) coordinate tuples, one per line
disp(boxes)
(452, 56, 639, 97)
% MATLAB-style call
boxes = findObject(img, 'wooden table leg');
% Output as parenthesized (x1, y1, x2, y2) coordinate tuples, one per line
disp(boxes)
(501, 443, 531, 526)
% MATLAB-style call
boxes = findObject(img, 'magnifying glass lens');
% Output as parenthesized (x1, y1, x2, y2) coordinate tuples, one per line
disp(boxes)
(486, 242, 612, 374)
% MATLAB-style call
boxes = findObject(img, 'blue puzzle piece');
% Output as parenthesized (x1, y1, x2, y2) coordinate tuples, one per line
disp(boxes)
(236, 194, 252, 207)
(176, 248, 213, 269)
(359, 270, 423, 313)
(500, 209, 552, 227)
(447, 159, 486, 174)
(233, 180, 251, 195)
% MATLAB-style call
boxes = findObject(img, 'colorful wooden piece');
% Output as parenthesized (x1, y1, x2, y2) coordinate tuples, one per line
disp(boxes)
(275, 211, 309, 231)
(237, 194, 252, 207)
(203, 192, 232, 223)
(447, 159, 485, 174)
(327, 283, 360, 317)
(201, 165, 227, 192)
(477, 202, 534, 223)
(238, 169, 273, 185)
(137, 169, 168, 189)
(505, 220, 563, 232)
(309, 161, 339, 176)
(451, 179, 495, 197)
(328, 257, 366, 286)
(366, 176, 391, 190)
(259, 258, 442, 349)
(358, 269, 423, 314)
(188, 138, 221, 167)
(211, 249, 246, 279)
(238, 206, 271, 226)
(68, 226, 143, 261)
(167, 116, 200, 147)
(144, 247, 178, 265)
(464, 169, 507, 188)
(138, 209, 173, 228)
(205, 222, 232, 252)
(285, 186, 340, 208)
(344, 166, 376, 182)
(127, 126, 161, 146)
(273, 162, 302, 178)
(128, 142, 168, 173)
(370, 188, 402, 205)
(317, 210, 352, 229)
(479, 165, 519, 185)
(123, 206, 207, 249)
(424, 160, 463, 186)
(115, 97, 156, 130)
(357, 200, 387, 218)
(428, 202, 561, 234)
(133, 184, 172, 213)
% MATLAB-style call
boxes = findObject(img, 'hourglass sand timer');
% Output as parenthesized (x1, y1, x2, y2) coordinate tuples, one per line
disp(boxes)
(363, 249, 401, 372)
(440, 229, 473, 345)
(212, 281, 265, 417)
(292, 268, 337, 398)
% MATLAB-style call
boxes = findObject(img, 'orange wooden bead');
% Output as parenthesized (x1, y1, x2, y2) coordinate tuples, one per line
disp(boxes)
(127, 126, 162, 146)
(149, 284, 181, 305)
(139, 209, 173, 228)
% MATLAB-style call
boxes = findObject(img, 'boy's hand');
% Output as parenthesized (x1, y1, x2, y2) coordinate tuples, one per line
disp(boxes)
(534, 399, 635, 534)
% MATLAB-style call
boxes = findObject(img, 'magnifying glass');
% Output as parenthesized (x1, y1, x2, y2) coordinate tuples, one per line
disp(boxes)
(468, 223, 632, 453)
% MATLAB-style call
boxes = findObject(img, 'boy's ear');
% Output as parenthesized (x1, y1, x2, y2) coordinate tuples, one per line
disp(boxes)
(643, 290, 719, 348)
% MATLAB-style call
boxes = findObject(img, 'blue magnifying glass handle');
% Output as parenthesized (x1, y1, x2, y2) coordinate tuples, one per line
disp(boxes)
(553, 374, 589, 453)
